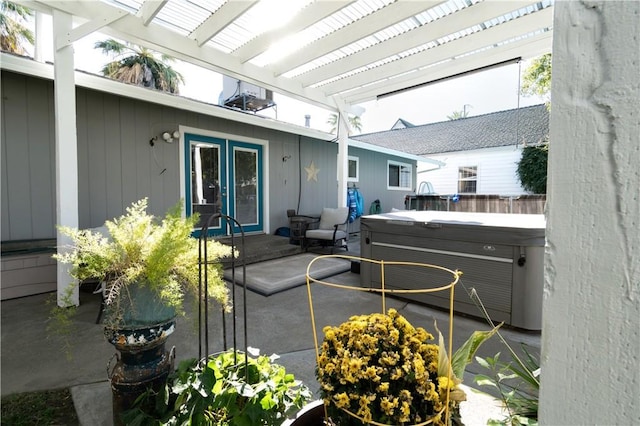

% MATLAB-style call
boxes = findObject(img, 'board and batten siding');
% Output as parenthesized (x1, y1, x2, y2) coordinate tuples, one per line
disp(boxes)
(1, 70, 301, 239)
(1, 73, 57, 241)
(417, 145, 527, 195)
(2, 70, 418, 244)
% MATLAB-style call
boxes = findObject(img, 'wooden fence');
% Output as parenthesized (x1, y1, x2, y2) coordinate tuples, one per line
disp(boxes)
(404, 194, 546, 214)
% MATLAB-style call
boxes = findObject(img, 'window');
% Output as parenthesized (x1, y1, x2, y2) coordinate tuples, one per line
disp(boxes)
(458, 166, 477, 193)
(347, 156, 359, 182)
(388, 160, 412, 189)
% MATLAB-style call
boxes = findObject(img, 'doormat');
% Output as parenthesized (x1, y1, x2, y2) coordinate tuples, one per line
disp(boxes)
(223, 253, 351, 296)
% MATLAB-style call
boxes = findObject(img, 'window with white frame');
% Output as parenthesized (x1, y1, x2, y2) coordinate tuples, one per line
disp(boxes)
(458, 166, 478, 193)
(388, 160, 412, 189)
(347, 156, 359, 182)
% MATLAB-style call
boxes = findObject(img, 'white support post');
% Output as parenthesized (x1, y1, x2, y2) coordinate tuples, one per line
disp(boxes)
(53, 10, 80, 307)
(34, 11, 45, 63)
(336, 112, 349, 208)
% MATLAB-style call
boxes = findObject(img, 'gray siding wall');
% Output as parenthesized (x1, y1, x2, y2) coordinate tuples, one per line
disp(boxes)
(1, 71, 414, 241)
(347, 147, 417, 213)
(1, 73, 56, 240)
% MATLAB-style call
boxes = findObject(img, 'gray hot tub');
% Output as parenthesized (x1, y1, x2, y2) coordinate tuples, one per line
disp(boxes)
(360, 211, 545, 330)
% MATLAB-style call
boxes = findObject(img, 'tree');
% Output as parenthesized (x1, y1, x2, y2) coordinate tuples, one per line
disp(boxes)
(517, 54, 551, 194)
(521, 53, 552, 104)
(516, 142, 548, 194)
(327, 113, 362, 135)
(95, 39, 184, 94)
(447, 110, 468, 120)
(0, 1, 34, 55)
(447, 104, 471, 120)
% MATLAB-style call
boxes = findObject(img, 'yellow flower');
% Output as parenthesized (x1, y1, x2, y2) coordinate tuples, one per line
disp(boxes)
(377, 382, 390, 393)
(324, 362, 336, 374)
(333, 392, 350, 408)
(380, 396, 397, 416)
(390, 367, 403, 380)
(399, 401, 411, 422)
(364, 366, 379, 381)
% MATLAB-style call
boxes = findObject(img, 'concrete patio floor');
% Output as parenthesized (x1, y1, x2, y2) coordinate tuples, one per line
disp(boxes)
(1, 234, 540, 425)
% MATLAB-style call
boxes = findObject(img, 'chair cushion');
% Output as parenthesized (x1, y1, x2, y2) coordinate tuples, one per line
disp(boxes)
(306, 229, 347, 241)
(318, 207, 348, 230)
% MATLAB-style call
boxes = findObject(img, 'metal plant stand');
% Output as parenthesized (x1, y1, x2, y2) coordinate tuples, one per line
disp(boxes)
(197, 213, 249, 372)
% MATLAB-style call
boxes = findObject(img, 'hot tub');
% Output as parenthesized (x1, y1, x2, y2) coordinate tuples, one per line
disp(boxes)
(360, 211, 545, 330)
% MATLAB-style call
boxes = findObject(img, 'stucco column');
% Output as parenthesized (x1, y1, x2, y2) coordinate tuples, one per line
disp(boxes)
(540, 1, 639, 424)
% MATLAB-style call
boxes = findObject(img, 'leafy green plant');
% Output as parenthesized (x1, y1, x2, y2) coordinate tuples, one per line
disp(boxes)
(516, 143, 548, 194)
(468, 288, 540, 426)
(123, 348, 313, 425)
(475, 349, 539, 426)
(53, 198, 232, 328)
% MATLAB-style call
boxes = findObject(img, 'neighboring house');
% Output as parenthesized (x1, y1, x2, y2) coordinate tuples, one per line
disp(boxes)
(353, 105, 549, 195)
(0, 59, 439, 299)
(390, 118, 415, 130)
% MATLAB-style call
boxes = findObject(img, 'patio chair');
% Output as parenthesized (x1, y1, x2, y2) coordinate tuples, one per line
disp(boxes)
(304, 207, 349, 253)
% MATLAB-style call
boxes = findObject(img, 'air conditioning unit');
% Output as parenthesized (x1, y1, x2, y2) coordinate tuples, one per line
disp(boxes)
(220, 76, 275, 112)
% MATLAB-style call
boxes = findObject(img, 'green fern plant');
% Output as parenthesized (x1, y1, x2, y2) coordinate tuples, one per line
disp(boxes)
(52, 198, 233, 329)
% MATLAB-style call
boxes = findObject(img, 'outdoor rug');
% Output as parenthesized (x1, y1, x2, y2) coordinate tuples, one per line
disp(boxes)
(223, 253, 351, 296)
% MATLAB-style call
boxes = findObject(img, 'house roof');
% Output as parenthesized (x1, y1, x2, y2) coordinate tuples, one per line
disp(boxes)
(351, 104, 549, 155)
(391, 119, 416, 130)
(17, 0, 554, 112)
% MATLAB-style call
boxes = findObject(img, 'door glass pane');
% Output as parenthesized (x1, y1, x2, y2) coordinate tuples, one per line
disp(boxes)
(234, 148, 258, 225)
(191, 144, 221, 229)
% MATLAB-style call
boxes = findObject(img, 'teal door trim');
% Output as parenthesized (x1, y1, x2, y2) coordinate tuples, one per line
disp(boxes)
(184, 134, 264, 236)
(228, 140, 263, 234)
(184, 133, 227, 237)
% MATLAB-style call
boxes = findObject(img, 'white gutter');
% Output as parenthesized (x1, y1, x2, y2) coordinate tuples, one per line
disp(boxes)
(348, 138, 445, 168)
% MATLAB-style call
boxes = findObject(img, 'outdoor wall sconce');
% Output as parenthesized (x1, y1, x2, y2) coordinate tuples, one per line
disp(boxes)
(161, 130, 180, 143)
(149, 130, 180, 146)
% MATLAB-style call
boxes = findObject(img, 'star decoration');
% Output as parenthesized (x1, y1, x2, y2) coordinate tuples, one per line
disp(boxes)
(305, 161, 320, 182)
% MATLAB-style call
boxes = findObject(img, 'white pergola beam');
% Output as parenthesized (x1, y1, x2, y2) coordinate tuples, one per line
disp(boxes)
(234, 0, 356, 63)
(319, 7, 553, 97)
(56, 8, 126, 50)
(36, 0, 336, 109)
(190, 1, 259, 47)
(271, 0, 443, 77)
(297, 0, 539, 87)
(341, 32, 552, 105)
(138, 0, 168, 26)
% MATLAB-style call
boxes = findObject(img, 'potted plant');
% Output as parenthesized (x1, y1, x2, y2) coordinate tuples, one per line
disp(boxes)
(53, 198, 234, 424)
(313, 309, 499, 426)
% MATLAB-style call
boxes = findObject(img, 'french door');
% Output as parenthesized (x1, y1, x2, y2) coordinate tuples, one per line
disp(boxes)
(185, 133, 263, 236)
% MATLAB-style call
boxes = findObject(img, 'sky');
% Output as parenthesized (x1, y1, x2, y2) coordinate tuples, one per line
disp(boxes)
(31, 16, 546, 135)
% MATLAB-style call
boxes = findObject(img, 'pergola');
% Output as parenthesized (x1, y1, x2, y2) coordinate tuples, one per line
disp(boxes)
(22, 0, 553, 108)
(12, 0, 553, 301)
(6, 3, 640, 424)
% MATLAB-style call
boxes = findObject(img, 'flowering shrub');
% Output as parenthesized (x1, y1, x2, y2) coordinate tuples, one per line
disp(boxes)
(316, 309, 461, 426)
